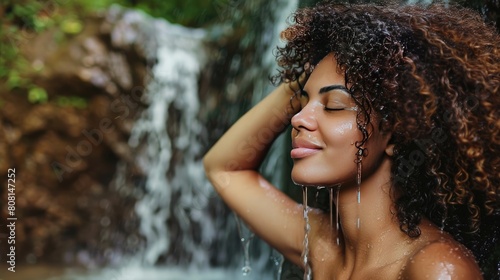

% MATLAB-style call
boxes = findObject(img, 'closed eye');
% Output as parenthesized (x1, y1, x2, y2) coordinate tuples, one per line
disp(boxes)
(324, 106, 358, 112)
(325, 107, 345, 111)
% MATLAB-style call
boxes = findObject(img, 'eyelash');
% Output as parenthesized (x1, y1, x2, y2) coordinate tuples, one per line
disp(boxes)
(299, 91, 356, 112)
(324, 107, 345, 111)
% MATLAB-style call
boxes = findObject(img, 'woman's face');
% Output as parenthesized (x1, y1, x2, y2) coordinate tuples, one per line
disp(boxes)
(290, 54, 390, 187)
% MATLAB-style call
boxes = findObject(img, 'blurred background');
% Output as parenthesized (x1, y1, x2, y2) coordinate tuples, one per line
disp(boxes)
(0, 0, 498, 279)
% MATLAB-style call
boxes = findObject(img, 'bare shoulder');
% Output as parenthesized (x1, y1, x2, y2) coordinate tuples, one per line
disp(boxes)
(401, 238, 483, 280)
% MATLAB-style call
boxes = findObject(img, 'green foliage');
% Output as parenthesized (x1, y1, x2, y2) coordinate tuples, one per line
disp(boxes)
(120, 0, 222, 27)
(1, 0, 59, 103)
(60, 18, 84, 35)
(28, 87, 48, 103)
(6, 71, 29, 89)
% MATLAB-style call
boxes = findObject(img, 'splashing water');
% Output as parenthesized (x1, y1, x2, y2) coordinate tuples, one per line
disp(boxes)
(302, 186, 313, 280)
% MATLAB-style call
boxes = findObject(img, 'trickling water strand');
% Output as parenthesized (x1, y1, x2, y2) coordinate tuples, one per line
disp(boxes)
(302, 186, 313, 280)
(329, 186, 340, 246)
(235, 214, 255, 276)
(241, 241, 252, 276)
(335, 185, 341, 246)
(272, 250, 285, 280)
(497, 260, 500, 279)
(329, 188, 334, 230)
(356, 151, 362, 229)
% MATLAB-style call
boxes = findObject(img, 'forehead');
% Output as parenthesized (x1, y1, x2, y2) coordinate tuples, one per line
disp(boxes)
(303, 54, 347, 94)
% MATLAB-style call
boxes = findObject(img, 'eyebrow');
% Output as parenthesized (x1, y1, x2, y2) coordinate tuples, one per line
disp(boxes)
(319, 85, 349, 95)
(301, 84, 350, 97)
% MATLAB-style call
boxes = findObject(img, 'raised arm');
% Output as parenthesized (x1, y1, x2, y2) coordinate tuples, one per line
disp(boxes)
(203, 82, 306, 264)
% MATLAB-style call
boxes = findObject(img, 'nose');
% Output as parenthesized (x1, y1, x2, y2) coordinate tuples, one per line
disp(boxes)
(291, 102, 319, 132)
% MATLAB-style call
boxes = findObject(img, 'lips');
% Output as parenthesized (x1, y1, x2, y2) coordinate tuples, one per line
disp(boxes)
(291, 138, 322, 159)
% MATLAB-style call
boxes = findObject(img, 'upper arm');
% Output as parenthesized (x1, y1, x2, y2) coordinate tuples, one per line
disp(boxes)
(206, 168, 307, 264)
(402, 241, 483, 280)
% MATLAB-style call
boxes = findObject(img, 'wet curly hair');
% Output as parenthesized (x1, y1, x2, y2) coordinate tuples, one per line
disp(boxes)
(274, 0, 500, 269)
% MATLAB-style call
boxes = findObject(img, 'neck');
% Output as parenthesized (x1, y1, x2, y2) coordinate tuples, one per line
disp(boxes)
(335, 156, 409, 268)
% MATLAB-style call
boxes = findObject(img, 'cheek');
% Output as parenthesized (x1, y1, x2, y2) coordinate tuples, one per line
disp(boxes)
(333, 121, 355, 135)
(324, 119, 359, 148)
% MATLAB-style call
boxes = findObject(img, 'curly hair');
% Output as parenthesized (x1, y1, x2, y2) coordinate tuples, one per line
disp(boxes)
(273, 1, 500, 269)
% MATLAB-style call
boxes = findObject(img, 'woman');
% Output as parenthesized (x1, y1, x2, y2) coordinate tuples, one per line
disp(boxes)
(204, 2, 500, 279)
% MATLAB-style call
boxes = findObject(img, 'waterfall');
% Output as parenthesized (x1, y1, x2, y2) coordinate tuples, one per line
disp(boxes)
(128, 22, 211, 267)
(51, 1, 301, 278)
(105, 6, 216, 268)
(112, 0, 302, 276)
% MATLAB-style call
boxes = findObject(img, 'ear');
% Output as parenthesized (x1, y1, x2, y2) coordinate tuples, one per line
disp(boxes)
(385, 143, 395, 157)
(378, 114, 394, 156)
(381, 130, 394, 157)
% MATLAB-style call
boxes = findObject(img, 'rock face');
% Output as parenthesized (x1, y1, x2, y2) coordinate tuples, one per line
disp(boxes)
(0, 11, 150, 265)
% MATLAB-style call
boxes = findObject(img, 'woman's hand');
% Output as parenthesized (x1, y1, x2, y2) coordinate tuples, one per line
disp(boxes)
(285, 70, 310, 114)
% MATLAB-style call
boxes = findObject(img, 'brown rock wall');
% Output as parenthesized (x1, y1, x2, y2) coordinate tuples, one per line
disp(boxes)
(0, 13, 146, 265)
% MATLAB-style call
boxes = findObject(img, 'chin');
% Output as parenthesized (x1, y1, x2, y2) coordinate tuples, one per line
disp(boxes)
(291, 167, 354, 187)
(291, 180, 317, 187)
(291, 172, 334, 187)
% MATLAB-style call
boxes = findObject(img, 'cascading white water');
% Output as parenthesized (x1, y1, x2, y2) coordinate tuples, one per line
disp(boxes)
(106, 5, 216, 268)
